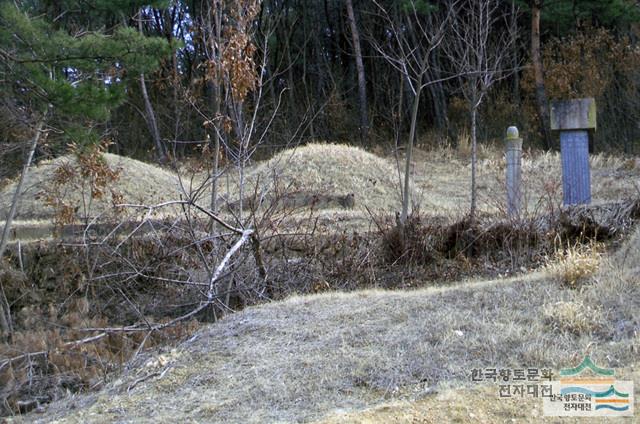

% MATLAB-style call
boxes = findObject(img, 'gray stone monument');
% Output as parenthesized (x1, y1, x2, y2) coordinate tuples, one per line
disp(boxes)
(505, 126, 522, 218)
(550, 98, 596, 205)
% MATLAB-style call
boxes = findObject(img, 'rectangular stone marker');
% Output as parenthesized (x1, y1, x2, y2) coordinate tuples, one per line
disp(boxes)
(560, 131, 591, 205)
(550, 98, 596, 206)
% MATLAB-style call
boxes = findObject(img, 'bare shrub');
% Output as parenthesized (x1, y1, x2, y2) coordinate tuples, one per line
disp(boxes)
(0, 253, 199, 415)
(40, 142, 123, 227)
(380, 210, 552, 276)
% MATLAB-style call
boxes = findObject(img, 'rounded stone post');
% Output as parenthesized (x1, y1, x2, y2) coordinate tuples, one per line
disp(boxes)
(505, 126, 522, 218)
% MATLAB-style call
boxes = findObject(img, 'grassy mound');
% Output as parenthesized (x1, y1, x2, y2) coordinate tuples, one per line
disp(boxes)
(241, 143, 402, 211)
(0, 153, 180, 222)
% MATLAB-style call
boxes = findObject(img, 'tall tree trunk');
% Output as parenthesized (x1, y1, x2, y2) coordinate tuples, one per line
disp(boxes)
(345, 0, 369, 143)
(396, 73, 404, 147)
(284, 25, 296, 129)
(283, 0, 296, 129)
(511, 0, 520, 109)
(301, 4, 315, 139)
(0, 118, 45, 338)
(470, 106, 478, 221)
(428, 61, 448, 134)
(531, 0, 552, 149)
(400, 45, 432, 226)
(209, 132, 220, 214)
(139, 11, 167, 163)
(140, 74, 166, 162)
(209, 0, 223, 217)
(400, 85, 422, 225)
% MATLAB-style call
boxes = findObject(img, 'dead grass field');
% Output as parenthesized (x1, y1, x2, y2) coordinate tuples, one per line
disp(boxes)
(16, 225, 639, 423)
(408, 146, 640, 219)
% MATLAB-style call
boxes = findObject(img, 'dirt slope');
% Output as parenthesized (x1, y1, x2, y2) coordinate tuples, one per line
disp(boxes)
(8, 218, 640, 424)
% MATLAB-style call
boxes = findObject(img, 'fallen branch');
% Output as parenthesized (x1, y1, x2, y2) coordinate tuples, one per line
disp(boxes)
(79, 229, 255, 333)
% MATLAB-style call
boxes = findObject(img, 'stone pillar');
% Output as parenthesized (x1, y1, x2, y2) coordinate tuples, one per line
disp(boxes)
(550, 98, 596, 205)
(505, 126, 522, 218)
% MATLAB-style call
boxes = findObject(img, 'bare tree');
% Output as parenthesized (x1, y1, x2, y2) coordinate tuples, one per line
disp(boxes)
(202, 0, 225, 216)
(138, 9, 168, 164)
(346, 0, 369, 143)
(530, 0, 552, 150)
(0, 116, 46, 337)
(196, 0, 263, 224)
(445, 0, 515, 221)
(371, 0, 459, 226)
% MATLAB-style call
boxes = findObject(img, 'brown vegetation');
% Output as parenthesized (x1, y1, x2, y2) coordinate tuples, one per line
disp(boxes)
(20, 239, 639, 422)
(2, 192, 639, 417)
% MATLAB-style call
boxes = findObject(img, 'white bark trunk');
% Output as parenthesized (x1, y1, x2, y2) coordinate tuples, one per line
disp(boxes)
(138, 11, 166, 163)
(0, 118, 45, 337)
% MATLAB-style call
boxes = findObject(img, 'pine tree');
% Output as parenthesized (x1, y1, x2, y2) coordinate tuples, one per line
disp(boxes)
(0, 0, 171, 273)
(0, 1, 171, 146)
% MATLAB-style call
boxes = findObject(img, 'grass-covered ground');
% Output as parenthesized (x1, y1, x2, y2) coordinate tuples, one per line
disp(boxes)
(17, 226, 639, 423)
(409, 145, 640, 218)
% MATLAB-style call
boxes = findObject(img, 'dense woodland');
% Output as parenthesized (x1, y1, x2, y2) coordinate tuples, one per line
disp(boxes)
(2, 0, 640, 175)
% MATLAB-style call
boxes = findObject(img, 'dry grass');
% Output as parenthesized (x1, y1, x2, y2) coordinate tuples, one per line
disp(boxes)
(20, 263, 639, 423)
(318, 366, 640, 424)
(3, 147, 639, 422)
(5, 220, 639, 422)
(2, 145, 638, 238)
(613, 225, 640, 278)
(0, 153, 180, 222)
(543, 300, 604, 335)
(544, 242, 602, 287)
(579, 225, 640, 342)
(404, 147, 639, 219)
(173, 143, 406, 230)
(3, 145, 640, 421)
(456, 128, 471, 157)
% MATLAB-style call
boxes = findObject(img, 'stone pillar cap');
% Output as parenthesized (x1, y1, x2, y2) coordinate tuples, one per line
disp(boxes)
(506, 126, 520, 140)
(550, 98, 596, 131)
